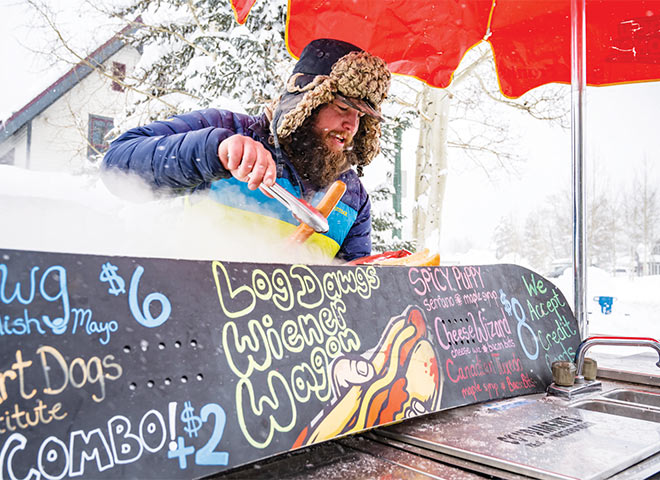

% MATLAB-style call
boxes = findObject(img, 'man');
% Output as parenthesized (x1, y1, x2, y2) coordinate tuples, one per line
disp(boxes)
(102, 38, 391, 262)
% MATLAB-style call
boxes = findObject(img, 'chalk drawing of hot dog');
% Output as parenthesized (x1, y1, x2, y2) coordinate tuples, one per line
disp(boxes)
(293, 306, 442, 447)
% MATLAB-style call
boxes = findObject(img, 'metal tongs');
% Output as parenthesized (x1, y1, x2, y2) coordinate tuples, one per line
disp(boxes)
(260, 183, 329, 233)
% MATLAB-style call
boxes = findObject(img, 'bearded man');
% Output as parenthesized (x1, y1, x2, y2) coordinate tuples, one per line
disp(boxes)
(102, 39, 391, 262)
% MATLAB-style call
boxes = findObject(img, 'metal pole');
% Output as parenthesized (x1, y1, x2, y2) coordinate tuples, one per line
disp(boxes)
(571, 0, 588, 339)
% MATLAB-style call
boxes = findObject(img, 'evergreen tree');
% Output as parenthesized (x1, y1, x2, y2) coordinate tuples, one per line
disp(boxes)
(108, 0, 291, 125)
(370, 92, 416, 253)
(103, 0, 410, 252)
(522, 214, 553, 272)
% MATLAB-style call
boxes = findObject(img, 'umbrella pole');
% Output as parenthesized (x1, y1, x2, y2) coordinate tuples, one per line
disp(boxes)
(571, 0, 588, 339)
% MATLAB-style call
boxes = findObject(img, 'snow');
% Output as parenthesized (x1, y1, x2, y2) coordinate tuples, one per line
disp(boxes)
(2, 164, 658, 348)
(0, 0, 125, 119)
(133, 42, 173, 73)
(553, 267, 660, 341)
(0, 165, 331, 264)
(141, 2, 191, 25)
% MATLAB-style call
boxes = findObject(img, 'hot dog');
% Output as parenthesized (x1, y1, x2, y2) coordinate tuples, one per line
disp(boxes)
(288, 180, 347, 244)
(293, 306, 442, 447)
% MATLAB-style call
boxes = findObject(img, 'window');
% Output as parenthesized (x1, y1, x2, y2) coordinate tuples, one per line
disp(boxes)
(88, 114, 114, 159)
(0, 148, 14, 166)
(111, 62, 126, 92)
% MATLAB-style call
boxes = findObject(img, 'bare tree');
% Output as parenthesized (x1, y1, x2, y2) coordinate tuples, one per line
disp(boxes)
(392, 43, 570, 251)
(493, 214, 523, 262)
(622, 157, 660, 275)
(412, 86, 450, 247)
(513, 175, 622, 274)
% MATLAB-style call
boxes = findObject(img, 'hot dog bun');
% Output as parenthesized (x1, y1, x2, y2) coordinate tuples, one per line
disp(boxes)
(293, 307, 441, 447)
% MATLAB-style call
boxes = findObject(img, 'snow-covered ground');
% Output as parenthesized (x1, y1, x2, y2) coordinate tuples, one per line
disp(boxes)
(553, 267, 660, 354)
(554, 267, 658, 335)
(2, 164, 658, 348)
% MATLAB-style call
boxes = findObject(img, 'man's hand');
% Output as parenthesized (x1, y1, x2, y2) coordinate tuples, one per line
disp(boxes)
(218, 135, 277, 190)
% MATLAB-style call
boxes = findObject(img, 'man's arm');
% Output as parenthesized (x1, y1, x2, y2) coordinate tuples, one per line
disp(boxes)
(102, 109, 275, 194)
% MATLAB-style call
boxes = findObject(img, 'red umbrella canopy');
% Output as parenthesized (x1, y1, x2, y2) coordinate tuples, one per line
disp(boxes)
(230, 0, 256, 24)
(232, 0, 660, 98)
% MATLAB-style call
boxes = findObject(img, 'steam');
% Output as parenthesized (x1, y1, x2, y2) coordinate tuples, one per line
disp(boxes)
(0, 165, 332, 265)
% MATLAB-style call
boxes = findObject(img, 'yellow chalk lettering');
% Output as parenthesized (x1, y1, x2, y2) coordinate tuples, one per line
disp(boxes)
(68, 357, 87, 389)
(252, 270, 273, 302)
(291, 265, 324, 309)
(212, 261, 256, 318)
(37, 346, 68, 396)
(271, 268, 294, 311)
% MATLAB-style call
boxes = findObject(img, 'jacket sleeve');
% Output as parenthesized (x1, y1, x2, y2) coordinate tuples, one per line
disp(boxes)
(336, 184, 372, 262)
(102, 109, 250, 194)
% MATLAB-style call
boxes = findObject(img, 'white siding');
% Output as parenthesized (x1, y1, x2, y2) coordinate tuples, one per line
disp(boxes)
(4, 44, 141, 172)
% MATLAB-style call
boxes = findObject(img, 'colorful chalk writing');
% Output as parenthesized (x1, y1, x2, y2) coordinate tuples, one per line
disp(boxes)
(99, 262, 126, 296)
(168, 401, 229, 469)
(2, 408, 153, 477)
(0, 261, 172, 345)
(500, 289, 540, 361)
(405, 266, 552, 404)
(1, 399, 232, 478)
(213, 261, 376, 449)
(1, 347, 122, 407)
(408, 265, 484, 297)
(128, 266, 171, 328)
(0, 249, 581, 478)
(519, 273, 578, 369)
(0, 264, 70, 336)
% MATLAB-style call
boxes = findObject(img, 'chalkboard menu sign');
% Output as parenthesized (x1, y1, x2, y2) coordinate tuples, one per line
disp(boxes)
(0, 248, 581, 478)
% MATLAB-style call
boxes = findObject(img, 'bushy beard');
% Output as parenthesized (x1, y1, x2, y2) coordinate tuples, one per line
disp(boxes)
(282, 114, 358, 190)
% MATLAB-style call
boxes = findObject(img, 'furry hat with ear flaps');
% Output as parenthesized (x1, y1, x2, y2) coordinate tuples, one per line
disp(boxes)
(270, 38, 391, 172)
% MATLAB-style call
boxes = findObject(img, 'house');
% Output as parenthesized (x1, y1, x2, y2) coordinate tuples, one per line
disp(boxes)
(638, 240, 660, 276)
(0, 22, 141, 172)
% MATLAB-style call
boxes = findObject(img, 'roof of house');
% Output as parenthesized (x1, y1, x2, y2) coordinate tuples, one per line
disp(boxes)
(0, 21, 139, 144)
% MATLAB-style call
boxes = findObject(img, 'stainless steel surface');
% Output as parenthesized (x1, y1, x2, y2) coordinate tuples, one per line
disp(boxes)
(362, 433, 537, 480)
(377, 395, 660, 480)
(212, 377, 660, 479)
(601, 388, 660, 408)
(339, 436, 491, 480)
(546, 380, 602, 399)
(598, 368, 660, 387)
(574, 337, 660, 379)
(569, 398, 660, 423)
(608, 451, 660, 480)
(215, 435, 444, 479)
(259, 183, 329, 233)
(591, 351, 660, 387)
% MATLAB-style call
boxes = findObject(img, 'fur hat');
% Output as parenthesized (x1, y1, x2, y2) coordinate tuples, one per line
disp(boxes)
(270, 38, 391, 169)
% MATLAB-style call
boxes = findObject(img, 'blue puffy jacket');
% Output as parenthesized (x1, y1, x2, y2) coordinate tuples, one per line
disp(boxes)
(102, 109, 372, 261)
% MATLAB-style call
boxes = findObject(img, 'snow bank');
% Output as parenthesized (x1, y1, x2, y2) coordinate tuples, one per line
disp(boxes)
(0, 165, 327, 264)
(552, 266, 660, 351)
